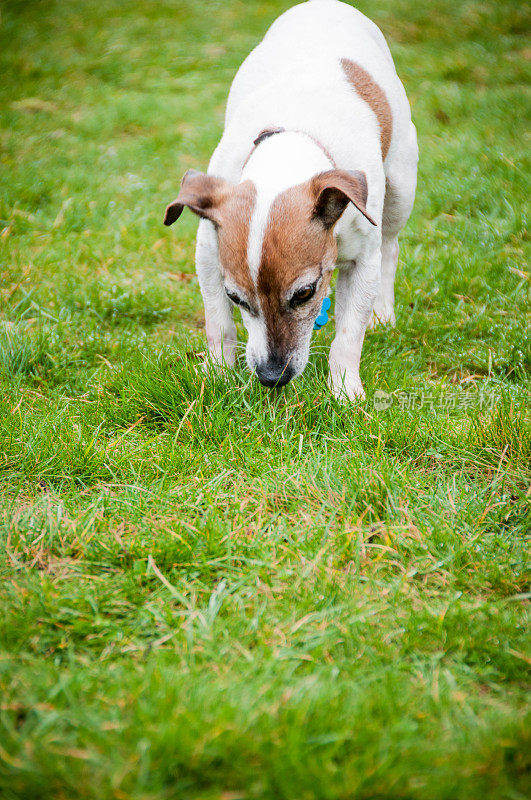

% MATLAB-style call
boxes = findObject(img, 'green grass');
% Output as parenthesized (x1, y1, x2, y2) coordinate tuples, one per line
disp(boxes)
(0, 0, 530, 798)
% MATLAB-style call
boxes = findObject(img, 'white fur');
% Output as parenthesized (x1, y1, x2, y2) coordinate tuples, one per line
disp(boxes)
(242, 311, 269, 367)
(243, 132, 332, 282)
(194, 0, 418, 398)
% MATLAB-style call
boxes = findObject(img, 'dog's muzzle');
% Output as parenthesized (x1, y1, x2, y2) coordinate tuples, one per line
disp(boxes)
(255, 357, 294, 388)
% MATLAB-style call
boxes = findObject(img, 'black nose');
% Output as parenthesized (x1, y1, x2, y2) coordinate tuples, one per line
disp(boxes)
(255, 360, 294, 388)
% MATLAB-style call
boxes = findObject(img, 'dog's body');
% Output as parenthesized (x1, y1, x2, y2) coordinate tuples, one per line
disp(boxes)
(164, 0, 418, 398)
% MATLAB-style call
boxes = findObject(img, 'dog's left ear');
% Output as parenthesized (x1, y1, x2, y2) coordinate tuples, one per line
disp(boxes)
(164, 169, 233, 226)
(311, 169, 377, 228)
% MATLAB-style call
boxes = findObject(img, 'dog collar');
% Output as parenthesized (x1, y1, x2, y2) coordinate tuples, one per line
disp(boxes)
(314, 296, 331, 330)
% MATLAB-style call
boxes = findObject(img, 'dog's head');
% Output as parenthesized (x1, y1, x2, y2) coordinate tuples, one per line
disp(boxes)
(164, 168, 375, 387)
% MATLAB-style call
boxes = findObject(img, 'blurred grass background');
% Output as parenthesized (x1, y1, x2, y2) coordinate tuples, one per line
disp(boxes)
(0, 1, 530, 798)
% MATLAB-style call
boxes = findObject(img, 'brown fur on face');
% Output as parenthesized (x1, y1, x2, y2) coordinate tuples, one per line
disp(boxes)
(257, 169, 373, 356)
(341, 58, 393, 160)
(164, 171, 257, 298)
(258, 183, 336, 354)
(216, 180, 256, 297)
(164, 168, 374, 361)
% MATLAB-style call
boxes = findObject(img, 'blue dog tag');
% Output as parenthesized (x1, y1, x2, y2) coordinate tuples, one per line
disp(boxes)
(314, 296, 331, 330)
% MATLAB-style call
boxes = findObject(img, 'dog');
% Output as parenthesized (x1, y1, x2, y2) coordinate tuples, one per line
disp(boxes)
(164, 0, 418, 399)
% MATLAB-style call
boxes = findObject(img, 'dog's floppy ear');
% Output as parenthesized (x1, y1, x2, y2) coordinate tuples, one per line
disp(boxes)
(311, 169, 377, 228)
(164, 169, 233, 226)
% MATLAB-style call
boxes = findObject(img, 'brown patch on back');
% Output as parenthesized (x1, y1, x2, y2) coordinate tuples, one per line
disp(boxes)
(341, 58, 393, 159)
(216, 180, 256, 297)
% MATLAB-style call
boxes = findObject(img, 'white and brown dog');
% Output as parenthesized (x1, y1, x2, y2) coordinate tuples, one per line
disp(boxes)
(164, 0, 418, 399)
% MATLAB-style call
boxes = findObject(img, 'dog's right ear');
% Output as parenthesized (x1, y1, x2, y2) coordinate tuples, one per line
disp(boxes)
(164, 169, 233, 226)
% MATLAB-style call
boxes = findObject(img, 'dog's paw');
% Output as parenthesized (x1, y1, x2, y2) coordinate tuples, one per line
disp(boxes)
(202, 359, 235, 378)
(191, 348, 236, 379)
(367, 303, 395, 329)
(205, 343, 237, 370)
(328, 369, 366, 403)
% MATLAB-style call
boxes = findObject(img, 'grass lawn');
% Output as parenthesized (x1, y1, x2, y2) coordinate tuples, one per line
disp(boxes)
(1, 0, 530, 797)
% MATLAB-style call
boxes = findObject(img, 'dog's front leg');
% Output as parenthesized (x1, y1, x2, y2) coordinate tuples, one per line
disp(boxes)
(329, 247, 380, 401)
(195, 219, 237, 367)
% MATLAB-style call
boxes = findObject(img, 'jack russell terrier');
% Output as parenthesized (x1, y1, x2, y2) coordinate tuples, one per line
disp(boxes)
(164, 0, 418, 400)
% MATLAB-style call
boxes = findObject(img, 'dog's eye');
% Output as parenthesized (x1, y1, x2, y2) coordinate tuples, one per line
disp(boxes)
(290, 283, 316, 308)
(226, 290, 251, 313)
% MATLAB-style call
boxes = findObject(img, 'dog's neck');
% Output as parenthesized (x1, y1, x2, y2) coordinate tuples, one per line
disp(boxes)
(241, 131, 334, 279)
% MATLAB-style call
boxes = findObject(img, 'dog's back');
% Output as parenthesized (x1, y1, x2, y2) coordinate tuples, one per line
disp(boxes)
(214, 0, 414, 184)
(227, 0, 395, 122)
